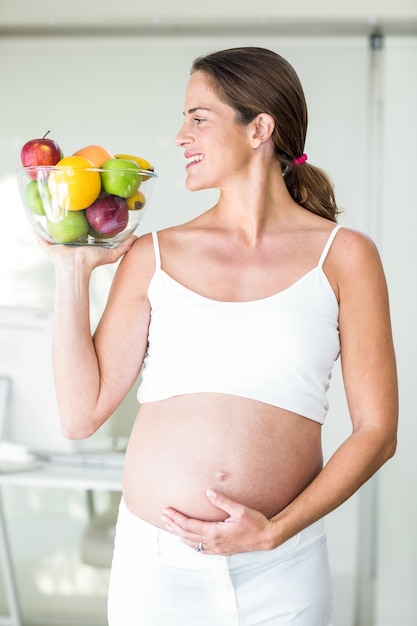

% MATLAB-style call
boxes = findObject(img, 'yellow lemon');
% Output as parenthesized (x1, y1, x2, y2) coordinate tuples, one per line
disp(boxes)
(48, 156, 101, 211)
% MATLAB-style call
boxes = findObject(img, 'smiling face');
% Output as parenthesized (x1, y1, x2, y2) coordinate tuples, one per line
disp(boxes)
(176, 71, 255, 192)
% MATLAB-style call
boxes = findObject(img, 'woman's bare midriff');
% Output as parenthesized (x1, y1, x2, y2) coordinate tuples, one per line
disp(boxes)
(122, 393, 323, 528)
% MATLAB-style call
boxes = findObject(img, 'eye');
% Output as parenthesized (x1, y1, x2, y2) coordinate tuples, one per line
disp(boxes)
(194, 117, 205, 125)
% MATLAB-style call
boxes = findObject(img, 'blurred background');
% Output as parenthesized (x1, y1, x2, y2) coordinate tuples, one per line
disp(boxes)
(0, 1, 416, 625)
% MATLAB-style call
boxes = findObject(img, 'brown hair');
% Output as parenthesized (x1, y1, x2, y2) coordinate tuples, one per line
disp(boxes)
(191, 47, 340, 222)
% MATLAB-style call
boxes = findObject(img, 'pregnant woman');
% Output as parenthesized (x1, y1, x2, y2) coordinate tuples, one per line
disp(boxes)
(41, 47, 398, 625)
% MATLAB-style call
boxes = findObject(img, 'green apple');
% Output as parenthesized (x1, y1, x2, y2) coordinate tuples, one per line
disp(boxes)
(24, 180, 47, 216)
(47, 210, 89, 244)
(100, 158, 142, 198)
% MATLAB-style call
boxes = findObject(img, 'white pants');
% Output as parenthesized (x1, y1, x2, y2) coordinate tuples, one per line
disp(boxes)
(108, 498, 333, 625)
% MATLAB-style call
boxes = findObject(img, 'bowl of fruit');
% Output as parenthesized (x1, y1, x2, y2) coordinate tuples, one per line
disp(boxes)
(16, 133, 157, 247)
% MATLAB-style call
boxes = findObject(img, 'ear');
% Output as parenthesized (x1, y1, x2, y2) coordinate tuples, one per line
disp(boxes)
(250, 113, 275, 148)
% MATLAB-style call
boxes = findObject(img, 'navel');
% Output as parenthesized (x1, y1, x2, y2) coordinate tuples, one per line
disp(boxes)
(215, 470, 230, 483)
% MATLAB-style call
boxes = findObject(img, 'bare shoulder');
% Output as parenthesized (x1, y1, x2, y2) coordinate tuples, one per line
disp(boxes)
(326, 226, 387, 297)
(331, 225, 381, 265)
(120, 232, 156, 269)
(109, 232, 158, 298)
(119, 218, 211, 274)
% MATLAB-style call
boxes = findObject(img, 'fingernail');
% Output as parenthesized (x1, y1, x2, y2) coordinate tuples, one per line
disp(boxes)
(160, 517, 172, 530)
(206, 489, 216, 498)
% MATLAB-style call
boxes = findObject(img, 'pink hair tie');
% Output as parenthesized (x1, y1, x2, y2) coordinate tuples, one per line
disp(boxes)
(293, 153, 308, 166)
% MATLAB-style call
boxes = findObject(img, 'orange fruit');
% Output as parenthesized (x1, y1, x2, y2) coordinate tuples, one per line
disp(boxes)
(72, 144, 114, 167)
(48, 156, 101, 211)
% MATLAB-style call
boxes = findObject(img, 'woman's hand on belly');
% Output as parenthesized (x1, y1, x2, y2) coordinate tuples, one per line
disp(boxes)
(160, 488, 278, 556)
(124, 394, 323, 538)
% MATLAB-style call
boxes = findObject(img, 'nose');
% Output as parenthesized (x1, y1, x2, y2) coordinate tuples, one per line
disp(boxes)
(175, 121, 191, 147)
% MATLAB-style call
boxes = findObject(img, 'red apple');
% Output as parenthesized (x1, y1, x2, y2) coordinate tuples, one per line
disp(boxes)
(85, 194, 129, 237)
(21, 131, 63, 178)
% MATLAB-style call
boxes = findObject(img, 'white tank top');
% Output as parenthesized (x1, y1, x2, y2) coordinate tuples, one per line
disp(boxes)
(137, 225, 342, 424)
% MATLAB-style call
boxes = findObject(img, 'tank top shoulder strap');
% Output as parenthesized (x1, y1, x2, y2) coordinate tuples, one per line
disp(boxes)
(151, 231, 161, 269)
(317, 224, 343, 268)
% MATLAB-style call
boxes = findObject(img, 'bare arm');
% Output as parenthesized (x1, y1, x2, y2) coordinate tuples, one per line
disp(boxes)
(161, 228, 398, 554)
(265, 228, 398, 544)
(41, 234, 155, 439)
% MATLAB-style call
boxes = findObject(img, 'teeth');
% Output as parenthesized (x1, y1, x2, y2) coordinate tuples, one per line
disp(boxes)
(187, 154, 203, 164)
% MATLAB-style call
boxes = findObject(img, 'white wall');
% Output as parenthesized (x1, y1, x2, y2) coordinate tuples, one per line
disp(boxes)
(0, 24, 415, 626)
(0, 0, 416, 28)
(376, 37, 417, 626)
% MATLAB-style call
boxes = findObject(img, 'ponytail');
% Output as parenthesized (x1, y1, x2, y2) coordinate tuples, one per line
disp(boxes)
(283, 162, 340, 222)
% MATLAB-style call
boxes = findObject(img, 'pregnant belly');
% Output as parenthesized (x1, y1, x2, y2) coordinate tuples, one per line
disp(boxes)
(122, 393, 323, 528)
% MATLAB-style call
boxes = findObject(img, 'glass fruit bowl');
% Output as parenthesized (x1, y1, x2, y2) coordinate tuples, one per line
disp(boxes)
(16, 164, 157, 247)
